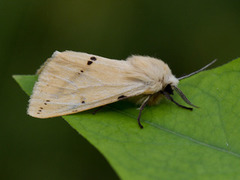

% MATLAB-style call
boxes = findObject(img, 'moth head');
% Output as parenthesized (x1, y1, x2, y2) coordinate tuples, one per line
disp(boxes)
(162, 82, 198, 110)
(161, 59, 217, 109)
(162, 73, 179, 94)
(163, 84, 174, 95)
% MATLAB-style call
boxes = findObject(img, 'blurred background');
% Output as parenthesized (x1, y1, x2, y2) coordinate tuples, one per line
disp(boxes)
(1, 0, 239, 179)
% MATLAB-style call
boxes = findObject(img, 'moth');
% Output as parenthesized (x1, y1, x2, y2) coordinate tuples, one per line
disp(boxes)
(28, 51, 215, 128)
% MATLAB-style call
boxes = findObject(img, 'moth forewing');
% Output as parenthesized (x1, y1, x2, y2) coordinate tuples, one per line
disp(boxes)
(28, 51, 148, 118)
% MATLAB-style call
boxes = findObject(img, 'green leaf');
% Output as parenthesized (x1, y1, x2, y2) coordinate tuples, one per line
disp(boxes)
(13, 75, 38, 96)
(13, 58, 240, 180)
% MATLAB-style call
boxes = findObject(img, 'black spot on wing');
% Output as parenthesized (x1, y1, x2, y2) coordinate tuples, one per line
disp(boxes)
(118, 95, 127, 100)
(90, 56, 97, 61)
(87, 61, 93, 65)
(77, 70, 84, 75)
(82, 101, 85, 104)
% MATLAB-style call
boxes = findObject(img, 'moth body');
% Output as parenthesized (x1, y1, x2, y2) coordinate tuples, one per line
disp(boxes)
(125, 55, 179, 105)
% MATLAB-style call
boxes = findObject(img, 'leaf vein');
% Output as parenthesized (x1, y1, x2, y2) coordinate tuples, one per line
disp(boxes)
(109, 106, 240, 158)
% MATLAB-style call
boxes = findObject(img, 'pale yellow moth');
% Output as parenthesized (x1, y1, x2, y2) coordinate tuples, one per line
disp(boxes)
(28, 51, 215, 128)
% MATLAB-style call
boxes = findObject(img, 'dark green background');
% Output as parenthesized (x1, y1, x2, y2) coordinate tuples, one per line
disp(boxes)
(1, 0, 239, 179)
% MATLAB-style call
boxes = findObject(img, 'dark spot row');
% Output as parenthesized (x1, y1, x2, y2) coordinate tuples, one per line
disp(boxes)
(37, 106, 44, 114)
(38, 100, 50, 114)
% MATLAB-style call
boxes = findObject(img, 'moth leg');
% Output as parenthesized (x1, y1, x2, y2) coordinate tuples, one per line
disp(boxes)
(92, 106, 106, 115)
(137, 96, 151, 129)
(162, 91, 193, 111)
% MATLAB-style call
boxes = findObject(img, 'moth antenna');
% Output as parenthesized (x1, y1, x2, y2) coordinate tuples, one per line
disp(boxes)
(173, 86, 198, 108)
(178, 59, 217, 80)
(162, 91, 193, 111)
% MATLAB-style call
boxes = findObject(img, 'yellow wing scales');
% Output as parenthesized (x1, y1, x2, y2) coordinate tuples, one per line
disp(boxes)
(28, 51, 147, 118)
